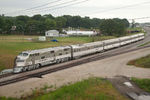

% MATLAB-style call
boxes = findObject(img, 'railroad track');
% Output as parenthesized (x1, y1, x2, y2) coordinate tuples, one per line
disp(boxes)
(0, 44, 150, 86)
(0, 73, 13, 79)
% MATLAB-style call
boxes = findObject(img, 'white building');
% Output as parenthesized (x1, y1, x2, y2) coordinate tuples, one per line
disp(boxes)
(39, 36, 46, 41)
(66, 30, 97, 36)
(45, 30, 59, 37)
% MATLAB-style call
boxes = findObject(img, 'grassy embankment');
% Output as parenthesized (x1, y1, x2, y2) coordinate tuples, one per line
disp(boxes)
(127, 54, 150, 68)
(132, 78, 150, 93)
(0, 35, 115, 71)
(127, 54, 150, 93)
(127, 27, 145, 33)
(139, 41, 150, 47)
(0, 77, 128, 100)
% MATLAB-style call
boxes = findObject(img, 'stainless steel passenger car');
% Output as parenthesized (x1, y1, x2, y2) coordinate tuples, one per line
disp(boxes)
(71, 41, 104, 59)
(103, 38, 120, 50)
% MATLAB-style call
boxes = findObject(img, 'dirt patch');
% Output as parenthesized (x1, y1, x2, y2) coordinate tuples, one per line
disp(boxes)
(108, 76, 150, 100)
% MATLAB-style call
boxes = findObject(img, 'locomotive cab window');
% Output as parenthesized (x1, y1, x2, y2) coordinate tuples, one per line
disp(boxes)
(50, 51, 54, 53)
(19, 53, 28, 57)
(59, 53, 62, 56)
(30, 53, 39, 57)
(64, 48, 69, 51)
(41, 56, 45, 59)
(35, 53, 39, 56)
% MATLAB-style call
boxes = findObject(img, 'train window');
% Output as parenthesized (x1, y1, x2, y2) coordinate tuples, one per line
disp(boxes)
(19, 53, 28, 57)
(31, 54, 35, 56)
(64, 49, 69, 51)
(50, 51, 54, 53)
(41, 56, 45, 59)
(30, 54, 33, 57)
(30, 53, 38, 56)
(59, 53, 62, 55)
(34, 53, 39, 56)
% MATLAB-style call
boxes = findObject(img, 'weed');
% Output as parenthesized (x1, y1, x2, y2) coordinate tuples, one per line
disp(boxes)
(132, 78, 150, 93)
(127, 54, 150, 68)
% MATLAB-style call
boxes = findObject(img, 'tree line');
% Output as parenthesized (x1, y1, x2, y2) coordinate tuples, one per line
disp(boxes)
(0, 14, 129, 36)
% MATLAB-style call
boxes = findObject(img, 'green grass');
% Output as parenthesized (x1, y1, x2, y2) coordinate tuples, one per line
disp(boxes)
(0, 97, 19, 100)
(0, 35, 115, 71)
(127, 54, 150, 68)
(132, 78, 150, 93)
(127, 27, 144, 32)
(139, 41, 150, 47)
(0, 78, 128, 100)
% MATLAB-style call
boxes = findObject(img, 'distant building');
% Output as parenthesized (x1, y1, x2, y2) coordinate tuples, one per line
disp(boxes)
(11, 26, 16, 31)
(66, 30, 97, 36)
(39, 36, 46, 41)
(45, 30, 59, 37)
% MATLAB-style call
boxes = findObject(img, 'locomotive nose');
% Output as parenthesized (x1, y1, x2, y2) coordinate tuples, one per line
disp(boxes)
(16, 62, 25, 66)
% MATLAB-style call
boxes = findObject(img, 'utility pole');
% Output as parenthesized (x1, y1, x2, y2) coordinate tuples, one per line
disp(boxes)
(131, 19, 135, 28)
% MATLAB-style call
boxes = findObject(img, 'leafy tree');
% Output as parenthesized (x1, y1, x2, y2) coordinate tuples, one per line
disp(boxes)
(122, 19, 129, 28)
(44, 14, 54, 19)
(63, 15, 72, 27)
(91, 18, 102, 28)
(32, 14, 43, 21)
(0, 16, 4, 34)
(16, 15, 29, 23)
(0, 14, 129, 36)
(26, 20, 39, 35)
(55, 17, 66, 32)
(100, 19, 128, 36)
(44, 18, 56, 30)
(3, 18, 14, 34)
(16, 21, 24, 34)
(81, 17, 92, 29)
(38, 21, 45, 35)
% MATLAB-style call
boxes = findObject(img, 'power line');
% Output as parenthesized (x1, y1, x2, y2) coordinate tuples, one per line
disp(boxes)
(29, 0, 89, 15)
(83, 1, 150, 16)
(29, 0, 79, 12)
(25, 0, 61, 11)
(5, 0, 63, 15)
(128, 17, 150, 20)
(5, 0, 85, 16)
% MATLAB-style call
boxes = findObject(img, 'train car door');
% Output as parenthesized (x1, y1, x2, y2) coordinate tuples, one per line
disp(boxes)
(50, 51, 55, 62)
(31, 54, 35, 65)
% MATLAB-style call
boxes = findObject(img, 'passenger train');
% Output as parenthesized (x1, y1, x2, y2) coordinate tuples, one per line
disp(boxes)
(13, 33, 145, 73)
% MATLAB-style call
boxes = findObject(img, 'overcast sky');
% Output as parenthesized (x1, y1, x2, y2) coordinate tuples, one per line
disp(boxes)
(1, 0, 150, 23)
